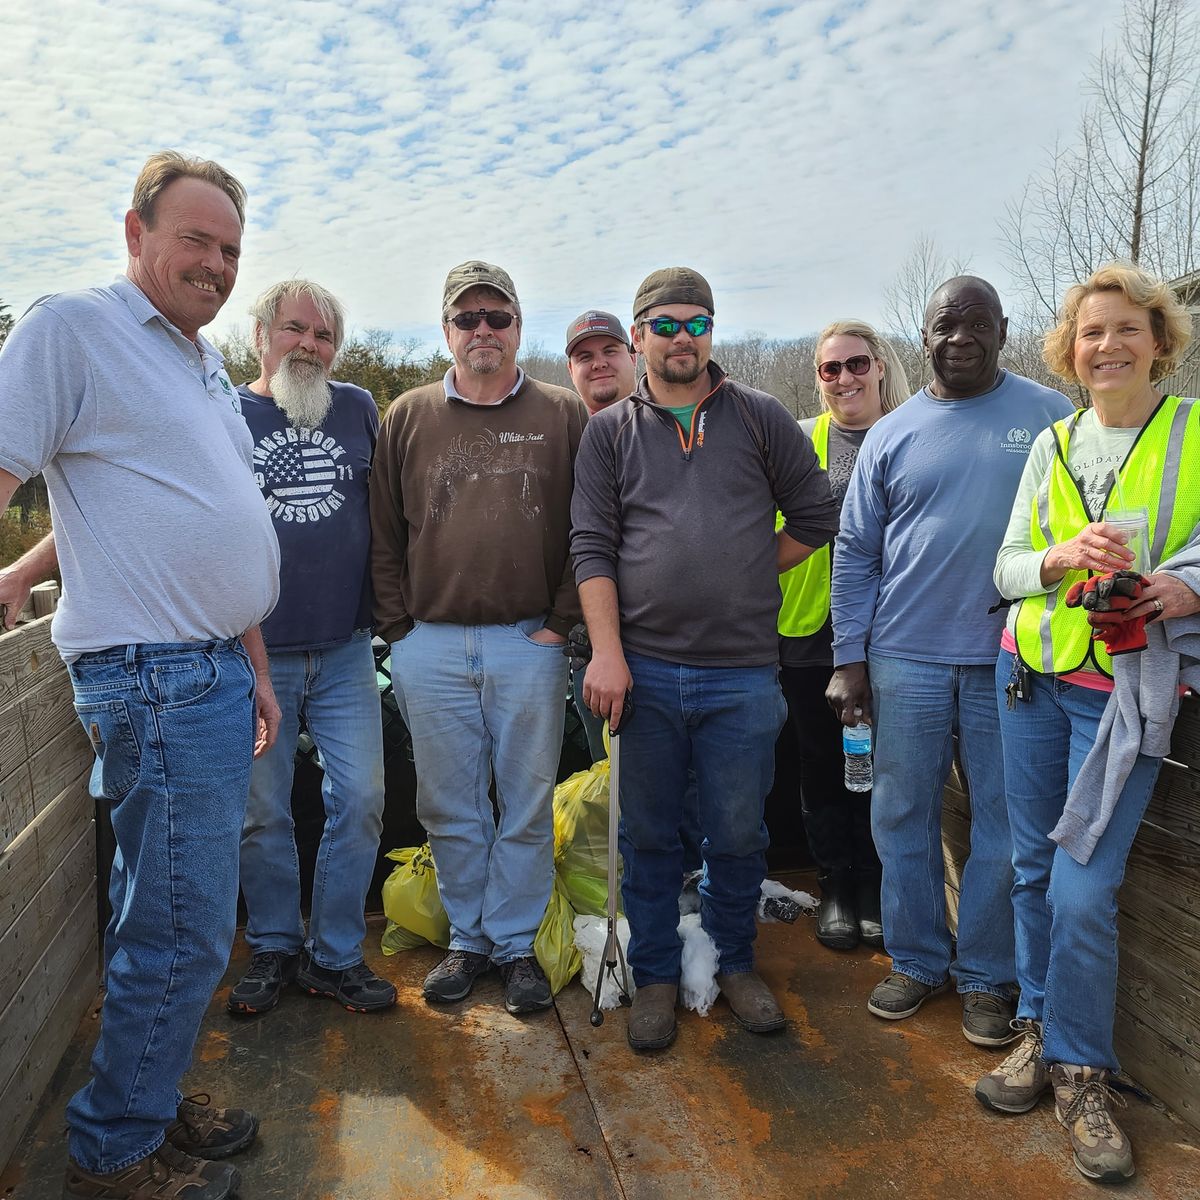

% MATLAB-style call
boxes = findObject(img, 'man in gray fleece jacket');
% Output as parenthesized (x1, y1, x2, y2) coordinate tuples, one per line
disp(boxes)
(570, 267, 839, 1051)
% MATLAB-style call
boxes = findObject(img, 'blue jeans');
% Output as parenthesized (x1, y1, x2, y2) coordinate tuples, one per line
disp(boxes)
(64, 640, 256, 1173)
(240, 631, 384, 969)
(617, 652, 786, 986)
(868, 653, 1016, 996)
(996, 650, 1161, 1068)
(391, 618, 568, 962)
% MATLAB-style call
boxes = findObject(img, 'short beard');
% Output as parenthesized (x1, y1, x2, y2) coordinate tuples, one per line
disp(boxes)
(464, 341, 504, 377)
(660, 354, 703, 385)
(586, 380, 620, 407)
(270, 352, 332, 428)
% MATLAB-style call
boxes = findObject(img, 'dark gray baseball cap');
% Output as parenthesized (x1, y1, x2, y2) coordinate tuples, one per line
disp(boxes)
(443, 260, 518, 309)
(633, 267, 714, 320)
(565, 310, 631, 356)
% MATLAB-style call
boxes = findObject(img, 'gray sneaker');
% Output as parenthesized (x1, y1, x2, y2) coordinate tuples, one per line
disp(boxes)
(962, 992, 1021, 1047)
(866, 971, 949, 1020)
(423, 949, 492, 1004)
(975, 1019, 1049, 1113)
(1051, 1063, 1135, 1183)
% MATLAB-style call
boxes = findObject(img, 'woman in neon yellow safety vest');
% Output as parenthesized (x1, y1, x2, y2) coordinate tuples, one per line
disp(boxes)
(777, 320, 908, 952)
(980, 263, 1199, 1185)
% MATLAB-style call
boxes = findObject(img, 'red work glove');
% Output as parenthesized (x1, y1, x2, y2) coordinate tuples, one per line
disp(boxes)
(1064, 570, 1150, 656)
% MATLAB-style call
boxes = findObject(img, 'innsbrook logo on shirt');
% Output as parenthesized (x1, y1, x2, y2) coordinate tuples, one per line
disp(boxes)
(1000, 426, 1034, 453)
(252, 425, 353, 523)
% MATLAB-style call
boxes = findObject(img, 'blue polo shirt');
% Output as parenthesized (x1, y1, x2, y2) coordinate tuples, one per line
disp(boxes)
(238, 381, 378, 651)
(0, 277, 279, 659)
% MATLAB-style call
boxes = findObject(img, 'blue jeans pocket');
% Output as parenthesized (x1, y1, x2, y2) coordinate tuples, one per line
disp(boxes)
(141, 654, 221, 709)
(74, 699, 142, 801)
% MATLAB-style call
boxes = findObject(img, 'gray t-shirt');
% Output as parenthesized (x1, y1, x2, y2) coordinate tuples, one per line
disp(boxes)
(0, 277, 279, 659)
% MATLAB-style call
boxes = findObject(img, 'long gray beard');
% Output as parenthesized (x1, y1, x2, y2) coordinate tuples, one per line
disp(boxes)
(270, 354, 333, 428)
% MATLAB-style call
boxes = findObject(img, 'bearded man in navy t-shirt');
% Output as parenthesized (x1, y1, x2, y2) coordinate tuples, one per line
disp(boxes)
(227, 280, 395, 1016)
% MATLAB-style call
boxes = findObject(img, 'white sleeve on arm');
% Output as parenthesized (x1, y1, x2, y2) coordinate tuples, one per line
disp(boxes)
(994, 431, 1057, 600)
(830, 439, 887, 666)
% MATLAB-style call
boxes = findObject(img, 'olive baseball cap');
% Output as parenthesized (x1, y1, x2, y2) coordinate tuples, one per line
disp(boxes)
(565, 310, 631, 356)
(443, 260, 518, 309)
(632, 267, 714, 320)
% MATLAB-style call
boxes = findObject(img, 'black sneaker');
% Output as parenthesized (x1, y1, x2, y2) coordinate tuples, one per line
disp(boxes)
(867, 970, 949, 1019)
(499, 956, 553, 1015)
(165, 1093, 258, 1159)
(295, 953, 397, 1012)
(226, 950, 300, 1016)
(423, 949, 493, 1004)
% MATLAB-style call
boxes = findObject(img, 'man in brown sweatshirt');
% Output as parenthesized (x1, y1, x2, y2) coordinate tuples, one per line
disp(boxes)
(370, 261, 588, 1016)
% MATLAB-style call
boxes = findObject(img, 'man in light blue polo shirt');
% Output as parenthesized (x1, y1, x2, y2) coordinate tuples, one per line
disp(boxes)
(0, 152, 279, 1200)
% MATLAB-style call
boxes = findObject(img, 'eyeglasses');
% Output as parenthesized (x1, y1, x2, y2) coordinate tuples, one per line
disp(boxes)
(642, 315, 714, 338)
(817, 355, 873, 382)
(450, 309, 516, 331)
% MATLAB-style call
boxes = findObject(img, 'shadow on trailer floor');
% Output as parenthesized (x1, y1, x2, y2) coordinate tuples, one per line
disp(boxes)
(5, 870, 1200, 1200)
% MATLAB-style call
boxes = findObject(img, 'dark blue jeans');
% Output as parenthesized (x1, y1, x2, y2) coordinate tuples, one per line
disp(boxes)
(618, 652, 786, 986)
(65, 639, 256, 1173)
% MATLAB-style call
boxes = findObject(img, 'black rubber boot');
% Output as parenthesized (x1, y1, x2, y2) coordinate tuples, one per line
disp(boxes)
(856, 871, 885, 949)
(815, 870, 859, 950)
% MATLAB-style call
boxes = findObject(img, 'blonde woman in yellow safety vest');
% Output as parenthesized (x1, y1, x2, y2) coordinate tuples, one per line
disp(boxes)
(777, 321, 908, 951)
(980, 263, 1199, 1185)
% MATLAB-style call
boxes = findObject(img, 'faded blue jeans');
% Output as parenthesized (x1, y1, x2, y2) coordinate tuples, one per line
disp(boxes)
(391, 618, 568, 962)
(240, 631, 384, 969)
(65, 639, 256, 1173)
(996, 649, 1162, 1069)
(617, 651, 786, 986)
(868, 653, 1016, 997)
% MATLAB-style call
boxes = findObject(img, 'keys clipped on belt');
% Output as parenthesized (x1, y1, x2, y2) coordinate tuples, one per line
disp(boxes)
(1005, 659, 1032, 709)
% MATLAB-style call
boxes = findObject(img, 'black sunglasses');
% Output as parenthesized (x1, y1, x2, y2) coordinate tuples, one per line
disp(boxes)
(643, 315, 714, 338)
(450, 309, 516, 331)
(817, 355, 873, 383)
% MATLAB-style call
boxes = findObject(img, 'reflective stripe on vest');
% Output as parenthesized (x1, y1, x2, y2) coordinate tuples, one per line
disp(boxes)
(1013, 395, 1200, 677)
(777, 411, 832, 637)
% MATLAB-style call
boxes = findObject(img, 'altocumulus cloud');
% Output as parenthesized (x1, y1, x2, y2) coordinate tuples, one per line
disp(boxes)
(2, 0, 1123, 349)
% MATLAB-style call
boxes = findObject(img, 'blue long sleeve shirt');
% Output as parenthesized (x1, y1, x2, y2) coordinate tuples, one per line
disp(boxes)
(830, 371, 1073, 667)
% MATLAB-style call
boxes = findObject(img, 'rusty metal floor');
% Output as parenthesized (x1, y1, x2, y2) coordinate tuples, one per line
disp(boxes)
(5, 873, 1200, 1200)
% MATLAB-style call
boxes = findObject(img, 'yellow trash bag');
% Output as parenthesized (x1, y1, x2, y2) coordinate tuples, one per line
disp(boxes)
(534, 874, 583, 993)
(380, 843, 451, 955)
(553, 756, 619, 919)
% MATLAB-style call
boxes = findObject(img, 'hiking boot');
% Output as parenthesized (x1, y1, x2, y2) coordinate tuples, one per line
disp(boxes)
(627, 983, 678, 1050)
(975, 1020, 1050, 1114)
(498, 956, 553, 1015)
(866, 971, 949, 1019)
(815, 870, 858, 951)
(165, 1093, 258, 1159)
(422, 949, 492, 1004)
(63, 1140, 238, 1199)
(1051, 1064, 1135, 1183)
(716, 971, 786, 1033)
(226, 949, 299, 1016)
(855, 872, 885, 949)
(962, 991, 1021, 1047)
(296, 953, 396, 1012)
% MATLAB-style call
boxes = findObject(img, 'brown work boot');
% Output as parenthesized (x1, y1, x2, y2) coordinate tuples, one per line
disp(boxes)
(627, 983, 677, 1050)
(1051, 1063, 1135, 1183)
(165, 1093, 259, 1159)
(716, 970, 786, 1033)
(975, 1019, 1049, 1114)
(63, 1140, 238, 1198)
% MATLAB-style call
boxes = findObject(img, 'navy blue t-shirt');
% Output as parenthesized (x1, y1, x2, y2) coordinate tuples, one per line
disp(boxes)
(238, 381, 379, 651)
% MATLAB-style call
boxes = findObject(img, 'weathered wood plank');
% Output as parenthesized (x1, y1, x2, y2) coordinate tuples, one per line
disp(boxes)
(1138, 760, 1200, 849)
(0, 886, 97, 1099)
(0, 700, 29, 797)
(1114, 1004, 1199, 1128)
(0, 824, 95, 1016)
(27, 721, 91, 819)
(0, 759, 33, 856)
(19, 669, 79, 764)
(0, 618, 57, 705)
(0, 939, 97, 1175)
(1166, 695, 1200, 769)
(1117, 878, 1200, 992)
(1124, 820, 1200, 922)
(0, 777, 93, 942)
(1116, 943, 1200, 1063)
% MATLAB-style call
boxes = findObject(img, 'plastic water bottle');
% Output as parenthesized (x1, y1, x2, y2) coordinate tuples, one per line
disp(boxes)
(843, 713, 873, 793)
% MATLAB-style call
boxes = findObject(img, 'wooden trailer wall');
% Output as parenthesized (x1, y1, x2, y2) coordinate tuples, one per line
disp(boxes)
(0, 617, 98, 1172)
(943, 692, 1200, 1133)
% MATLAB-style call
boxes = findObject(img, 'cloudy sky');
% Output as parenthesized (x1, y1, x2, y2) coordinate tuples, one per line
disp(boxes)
(3, 0, 1125, 354)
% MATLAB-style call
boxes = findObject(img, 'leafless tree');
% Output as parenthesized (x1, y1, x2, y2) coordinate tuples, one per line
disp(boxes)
(1001, 0, 1200, 319)
(882, 235, 973, 345)
(518, 340, 572, 388)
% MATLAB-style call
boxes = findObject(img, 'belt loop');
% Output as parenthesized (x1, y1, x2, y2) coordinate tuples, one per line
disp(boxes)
(124, 644, 137, 673)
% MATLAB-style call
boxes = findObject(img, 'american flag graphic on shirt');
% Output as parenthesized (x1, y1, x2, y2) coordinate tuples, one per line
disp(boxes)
(265, 442, 337, 504)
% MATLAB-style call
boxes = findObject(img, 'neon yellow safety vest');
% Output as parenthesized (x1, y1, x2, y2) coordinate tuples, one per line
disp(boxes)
(1013, 394, 1200, 677)
(777, 412, 831, 637)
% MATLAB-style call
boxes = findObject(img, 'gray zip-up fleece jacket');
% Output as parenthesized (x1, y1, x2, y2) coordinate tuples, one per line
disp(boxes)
(570, 363, 839, 667)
